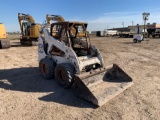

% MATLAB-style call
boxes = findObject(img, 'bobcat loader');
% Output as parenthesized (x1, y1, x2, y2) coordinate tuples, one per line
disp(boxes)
(38, 22, 133, 106)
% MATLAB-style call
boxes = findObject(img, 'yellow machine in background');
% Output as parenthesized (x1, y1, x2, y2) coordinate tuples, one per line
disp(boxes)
(0, 23, 10, 49)
(0, 23, 6, 39)
(18, 13, 40, 46)
(46, 14, 65, 24)
(46, 14, 85, 37)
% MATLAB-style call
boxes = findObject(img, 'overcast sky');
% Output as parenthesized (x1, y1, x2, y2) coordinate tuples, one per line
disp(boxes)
(1, 0, 160, 32)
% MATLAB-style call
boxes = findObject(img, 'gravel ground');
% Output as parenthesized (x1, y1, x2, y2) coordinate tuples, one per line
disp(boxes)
(0, 35, 160, 120)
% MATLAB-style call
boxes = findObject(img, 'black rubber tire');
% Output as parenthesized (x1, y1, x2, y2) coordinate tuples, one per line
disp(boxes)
(39, 58, 55, 79)
(55, 63, 75, 88)
(133, 39, 137, 43)
(152, 35, 155, 38)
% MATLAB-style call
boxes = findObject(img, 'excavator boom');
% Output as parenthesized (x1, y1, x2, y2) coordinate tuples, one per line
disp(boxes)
(46, 14, 65, 24)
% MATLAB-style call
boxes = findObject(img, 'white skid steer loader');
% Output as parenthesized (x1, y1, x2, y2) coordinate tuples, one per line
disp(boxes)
(38, 22, 133, 106)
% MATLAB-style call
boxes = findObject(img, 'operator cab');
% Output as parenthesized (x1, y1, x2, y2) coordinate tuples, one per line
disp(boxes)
(21, 21, 39, 37)
(50, 22, 90, 56)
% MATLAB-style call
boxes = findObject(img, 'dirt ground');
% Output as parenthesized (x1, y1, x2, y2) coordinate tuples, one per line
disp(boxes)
(0, 35, 160, 120)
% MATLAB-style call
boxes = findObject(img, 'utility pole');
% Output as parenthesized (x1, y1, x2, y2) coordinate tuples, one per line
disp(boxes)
(131, 21, 134, 29)
(142, 12, 150, 33)
(122, 22, 124, 28)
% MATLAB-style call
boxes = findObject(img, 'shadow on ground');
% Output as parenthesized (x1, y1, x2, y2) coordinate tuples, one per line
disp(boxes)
(122, 42, 135, 44)
(11, 42, 35, 47)
(0, 67, 95, 108)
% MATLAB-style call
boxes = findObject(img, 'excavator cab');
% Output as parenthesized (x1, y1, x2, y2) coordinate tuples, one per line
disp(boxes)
(21, 22, 30, 36)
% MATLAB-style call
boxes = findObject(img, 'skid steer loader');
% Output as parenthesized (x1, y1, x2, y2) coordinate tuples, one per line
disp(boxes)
(38, 22, 133, 106)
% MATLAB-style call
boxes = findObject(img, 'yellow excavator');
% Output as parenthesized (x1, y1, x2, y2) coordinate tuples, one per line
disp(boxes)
(18, 13, 41, 46)
(0, 23, 10, 49)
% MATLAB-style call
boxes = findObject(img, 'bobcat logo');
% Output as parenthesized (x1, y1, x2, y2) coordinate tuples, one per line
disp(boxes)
(38, 43, 44, 53)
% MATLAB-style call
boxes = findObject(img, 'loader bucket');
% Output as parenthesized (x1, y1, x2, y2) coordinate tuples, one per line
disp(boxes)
(73, 64, 133, 106)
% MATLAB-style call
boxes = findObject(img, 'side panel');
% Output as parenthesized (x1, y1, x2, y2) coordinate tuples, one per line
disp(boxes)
(38, 37, 47, 61)
(38, 28, 81, 73)
(0, 24, 6, 39)
(38, 37, 71, 65)
(30, 25, 41, 38)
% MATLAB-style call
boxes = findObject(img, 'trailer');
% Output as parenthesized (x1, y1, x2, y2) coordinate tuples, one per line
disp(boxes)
(96, 30, 117, 37)
(147, 23, 160, 38)
(118, 29, 135, 38)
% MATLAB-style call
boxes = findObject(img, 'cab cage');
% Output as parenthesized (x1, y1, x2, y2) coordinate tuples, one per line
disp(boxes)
(50, 22, 88, 48)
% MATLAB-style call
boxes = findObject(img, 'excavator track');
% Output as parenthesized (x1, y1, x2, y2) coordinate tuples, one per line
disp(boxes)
(0, 40, 10, 49)
(20, 39, 38, 46)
